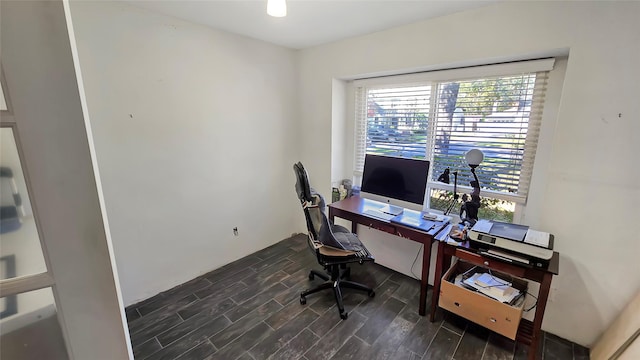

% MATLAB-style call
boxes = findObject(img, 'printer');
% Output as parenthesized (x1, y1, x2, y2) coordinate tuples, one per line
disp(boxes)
(467, 220, 554, 268)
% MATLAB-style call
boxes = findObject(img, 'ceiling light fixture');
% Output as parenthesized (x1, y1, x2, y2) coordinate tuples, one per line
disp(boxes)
(267, 0, 287, 17)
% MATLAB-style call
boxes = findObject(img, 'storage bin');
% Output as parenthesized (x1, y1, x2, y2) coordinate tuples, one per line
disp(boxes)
(439, 260, 527, 340)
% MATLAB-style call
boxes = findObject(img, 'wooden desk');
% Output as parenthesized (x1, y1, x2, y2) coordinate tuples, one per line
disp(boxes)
(328, 196, 444, 316)
(429, 240, 559, 360)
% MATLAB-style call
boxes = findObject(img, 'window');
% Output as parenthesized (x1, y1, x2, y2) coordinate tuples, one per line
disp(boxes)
(353, 59, 554, 221)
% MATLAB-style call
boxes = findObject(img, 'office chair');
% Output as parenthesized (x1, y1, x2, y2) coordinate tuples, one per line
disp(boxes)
(293, 162, 375, 320)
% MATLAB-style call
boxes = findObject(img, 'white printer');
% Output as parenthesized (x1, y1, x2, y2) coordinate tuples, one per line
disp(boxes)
(467, 220, 554, 267)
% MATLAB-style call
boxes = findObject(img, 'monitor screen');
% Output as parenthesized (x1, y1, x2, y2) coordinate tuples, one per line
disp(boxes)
(360, 154, 430, 211)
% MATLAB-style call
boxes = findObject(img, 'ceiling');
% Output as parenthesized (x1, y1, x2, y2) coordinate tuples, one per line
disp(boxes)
(124, 0, 499, 49)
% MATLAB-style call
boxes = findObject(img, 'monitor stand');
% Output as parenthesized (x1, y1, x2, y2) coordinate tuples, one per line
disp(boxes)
(380, 204, 404, 216)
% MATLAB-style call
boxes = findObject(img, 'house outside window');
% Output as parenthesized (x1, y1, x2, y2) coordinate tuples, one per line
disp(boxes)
(353, 59, 554, 222)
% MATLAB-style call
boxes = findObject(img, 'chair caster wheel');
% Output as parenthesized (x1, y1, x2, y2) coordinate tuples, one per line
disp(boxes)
(368, 291, 375, 298)
(340, 312, 348, 320)
(300, 296, 307, 305)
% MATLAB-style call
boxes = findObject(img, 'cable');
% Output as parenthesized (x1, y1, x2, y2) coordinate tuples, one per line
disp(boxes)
(460, 265, 478, 279)
(524, 291, 539, 312)
(487, 269, 511, 283)
(480, 268, 511, 288)
(410, 244, 424, 280)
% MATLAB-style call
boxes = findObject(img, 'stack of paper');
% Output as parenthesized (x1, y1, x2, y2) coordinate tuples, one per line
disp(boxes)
(462, 273, 521, 304)
(474, 273, 516, 298)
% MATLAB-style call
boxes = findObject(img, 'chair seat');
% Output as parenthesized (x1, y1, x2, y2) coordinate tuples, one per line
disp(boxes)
(319, 244, 373, 260)
(310, 237, 374, 262)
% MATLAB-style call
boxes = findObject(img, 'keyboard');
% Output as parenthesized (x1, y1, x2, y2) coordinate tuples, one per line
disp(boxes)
(363, 209, 396, 221)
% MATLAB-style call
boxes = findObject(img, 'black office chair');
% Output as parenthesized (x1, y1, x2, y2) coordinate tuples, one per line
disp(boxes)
(293, 162, 375, 320)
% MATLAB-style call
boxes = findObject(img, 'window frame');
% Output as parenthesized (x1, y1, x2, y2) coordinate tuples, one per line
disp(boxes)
(352, 59, 555, 220)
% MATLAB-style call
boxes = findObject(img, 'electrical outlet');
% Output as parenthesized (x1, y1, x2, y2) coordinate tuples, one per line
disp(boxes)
(548, 287, 558, 302)
(233, 227, 238, 236)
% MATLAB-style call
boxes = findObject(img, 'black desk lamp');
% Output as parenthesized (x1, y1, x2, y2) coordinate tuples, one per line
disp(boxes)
(440, 149, 484, 224)
(460, 149, 484, 225)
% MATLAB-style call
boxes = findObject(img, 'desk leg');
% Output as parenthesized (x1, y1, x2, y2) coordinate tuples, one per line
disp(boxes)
(419, 239, 433, 316)
(429, 241, 445, 322)
(350, 220, 358, 234)
(328, 208, 358, 234)
(528, 272, 552, 360)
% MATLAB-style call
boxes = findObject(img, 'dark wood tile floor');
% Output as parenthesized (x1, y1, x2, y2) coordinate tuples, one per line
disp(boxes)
(126, 234, 589, 360)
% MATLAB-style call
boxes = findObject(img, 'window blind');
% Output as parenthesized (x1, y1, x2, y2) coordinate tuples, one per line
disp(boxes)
(353, 59, 553, 203)
(353, 86, 367, 177)
(432, 72, 549, 197)
(353, 85, 431, 177)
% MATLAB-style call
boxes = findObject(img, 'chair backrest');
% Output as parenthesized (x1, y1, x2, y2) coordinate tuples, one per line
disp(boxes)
(293, 162, 323, 241)
(293, 162, 364, 253)
(293, 162, 312, 203)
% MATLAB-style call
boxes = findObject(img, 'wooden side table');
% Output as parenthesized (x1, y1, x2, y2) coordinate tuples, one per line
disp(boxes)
(430, 240, 559, 360)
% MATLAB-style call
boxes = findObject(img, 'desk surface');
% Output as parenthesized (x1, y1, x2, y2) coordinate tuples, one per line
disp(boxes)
(328, 196, 447, 237)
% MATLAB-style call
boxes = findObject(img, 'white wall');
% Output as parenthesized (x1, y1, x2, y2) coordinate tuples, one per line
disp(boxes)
(69, 1, 301, 306)
(298, 1, 640, 346)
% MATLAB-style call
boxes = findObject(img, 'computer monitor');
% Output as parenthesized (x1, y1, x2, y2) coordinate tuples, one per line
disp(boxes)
(360, 154, 430, 215)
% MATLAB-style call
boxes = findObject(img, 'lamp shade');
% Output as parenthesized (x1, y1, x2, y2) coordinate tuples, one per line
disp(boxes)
(465, 149, 484, 167)
(267, 0, 287, 17)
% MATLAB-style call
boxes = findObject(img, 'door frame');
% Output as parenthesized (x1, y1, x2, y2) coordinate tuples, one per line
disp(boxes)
(1, 1, 132, 358)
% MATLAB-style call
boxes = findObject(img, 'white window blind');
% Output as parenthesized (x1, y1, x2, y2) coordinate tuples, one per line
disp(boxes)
(353, 59, 553, 204)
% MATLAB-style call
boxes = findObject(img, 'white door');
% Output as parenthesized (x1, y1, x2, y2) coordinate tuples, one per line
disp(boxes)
(0, 1, 131, 359)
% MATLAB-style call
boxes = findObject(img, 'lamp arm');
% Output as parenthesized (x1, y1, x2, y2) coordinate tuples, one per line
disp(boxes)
(470, 167, 480, 189)
(459, 166, 482, 224)
(469, 167, 481, 201)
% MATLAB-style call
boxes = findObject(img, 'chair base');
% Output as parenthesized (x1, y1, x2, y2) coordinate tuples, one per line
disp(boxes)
(300, 264, 375, 320)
